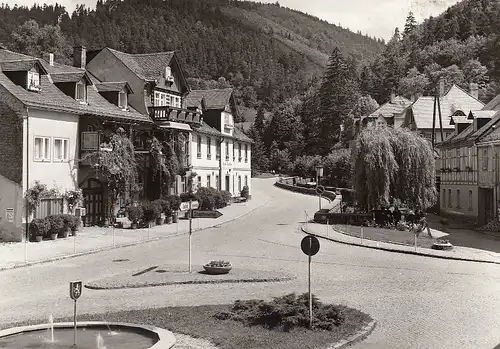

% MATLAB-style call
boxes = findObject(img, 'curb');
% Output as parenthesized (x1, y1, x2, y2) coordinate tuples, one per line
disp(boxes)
(329, 320, 377, 349)
(85, 275, 296, 290)
(0, 200, 269, 272)
(301, 226, 500, 265)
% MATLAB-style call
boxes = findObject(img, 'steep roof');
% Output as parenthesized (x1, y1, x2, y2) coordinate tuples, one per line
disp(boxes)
(0, 59, 47, 74)
(194, 121, 222, 137)
(407, 85, 485, 130)
(365, 96, 411, 120)
(483, 94, 500, 111)
(233, 127, 253, 144)
(50, 71, 91, 84)
(0, 49, 150, 123)
(107, 48, 175, 81)
(187, 88, 234, 110)
(95, 81, 133, 94)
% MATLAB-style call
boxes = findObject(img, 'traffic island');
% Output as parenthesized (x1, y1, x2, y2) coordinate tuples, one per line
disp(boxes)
(32, 295, 374, 349)
(85, 264, 295, 290)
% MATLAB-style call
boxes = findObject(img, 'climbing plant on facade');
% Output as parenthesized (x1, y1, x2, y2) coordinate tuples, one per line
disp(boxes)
(352, 126, 437, 211)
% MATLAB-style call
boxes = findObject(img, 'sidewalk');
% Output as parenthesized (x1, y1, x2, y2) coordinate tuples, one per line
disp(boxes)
(0, 196, 269, 271)
(303, 222, 500, 264)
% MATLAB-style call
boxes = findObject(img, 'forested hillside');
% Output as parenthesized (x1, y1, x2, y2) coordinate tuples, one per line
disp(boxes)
(0, 0, 384, 120)
(360, 0, 500, 104)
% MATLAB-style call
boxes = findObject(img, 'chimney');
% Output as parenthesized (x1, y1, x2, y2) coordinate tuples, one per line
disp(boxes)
(49, 53, 54, 66)
(390, 91, 395, 104)
(470, 82, 479, 100)
(439, 81, 445, 97)
(73, 46, 86, 69)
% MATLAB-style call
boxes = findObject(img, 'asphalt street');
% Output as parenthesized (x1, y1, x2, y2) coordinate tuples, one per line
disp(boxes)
(1, 179, 499, 349)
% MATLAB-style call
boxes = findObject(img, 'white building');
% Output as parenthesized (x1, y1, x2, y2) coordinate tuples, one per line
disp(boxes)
(186, 88, 253, 197)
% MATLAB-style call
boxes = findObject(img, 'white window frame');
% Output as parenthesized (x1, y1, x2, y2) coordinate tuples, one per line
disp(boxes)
(118, 91, 127, 110)
(225, 141, 229, 161)
(34, 136, 51, 162)
(27, 71, 40, 91)
(81, 132, 99, 151)
(245, 144, 248, 162)
(76, 81, 86, 102)
(207, 137, 212, 159)
(207, 175, 211, 188)
(197, 135, 202, 158)
(53, 138, 69, 162)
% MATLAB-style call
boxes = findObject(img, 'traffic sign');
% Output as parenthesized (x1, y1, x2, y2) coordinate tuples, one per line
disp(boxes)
(69, 281, 82, 300)
(315, 185, 325, 195)
(192, 210, 223, 219)
(301, 235, 320, 256)
(179, 200, 199, 212)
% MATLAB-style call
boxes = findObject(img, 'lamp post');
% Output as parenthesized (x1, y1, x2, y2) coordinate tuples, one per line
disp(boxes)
(316, 165, 324, 210)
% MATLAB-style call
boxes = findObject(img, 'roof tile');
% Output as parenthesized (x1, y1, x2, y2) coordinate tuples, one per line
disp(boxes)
(108, 48, 174, 81)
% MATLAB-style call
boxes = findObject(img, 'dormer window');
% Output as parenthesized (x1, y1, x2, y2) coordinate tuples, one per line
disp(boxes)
(76, 81, 86, 103)
(27, 71, 40, 92)
(165, 66, 173, 82)
(118, 91, 127, 110)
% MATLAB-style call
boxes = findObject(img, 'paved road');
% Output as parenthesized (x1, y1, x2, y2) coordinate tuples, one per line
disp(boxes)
(1, 179, 500, 349)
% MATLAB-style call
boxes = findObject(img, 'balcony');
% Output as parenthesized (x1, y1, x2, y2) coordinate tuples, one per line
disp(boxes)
(149, 106, 202, 126)
(478, 171, 495, 186)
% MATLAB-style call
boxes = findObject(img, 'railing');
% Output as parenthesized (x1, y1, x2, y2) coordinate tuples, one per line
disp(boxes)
(149, 106, 202, 125)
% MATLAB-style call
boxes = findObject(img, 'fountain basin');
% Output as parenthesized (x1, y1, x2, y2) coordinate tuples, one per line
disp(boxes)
(0, 321, 176, 349)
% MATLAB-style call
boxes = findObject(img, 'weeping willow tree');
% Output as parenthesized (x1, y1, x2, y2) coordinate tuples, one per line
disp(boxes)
(81, 127, 138, 223)
(352, 126, 437, 211)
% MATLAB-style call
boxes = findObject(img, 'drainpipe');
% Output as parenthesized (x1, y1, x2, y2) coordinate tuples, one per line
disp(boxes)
(219, 137, 224, 190)
(24, 108, 30, 261)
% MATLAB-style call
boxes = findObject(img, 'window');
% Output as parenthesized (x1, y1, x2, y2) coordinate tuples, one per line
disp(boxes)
(215, 175, 219, 190)
(225, 141, 229, 161)
(245, 144, 248, 162)
(442, 189, 446, 208)
(34, 137, 50, 161)
(81, 132, 99, 150)
(197, 176, 201, 189)
(76, 82, 86, 102)
(207, 175, 211, 188)
(207, 137, 212, 159)
(468, 148, 472, 168)
(118, 92, 127, 110)
(448, 189, 452, 208)
(233, 141, 236, 161)
(53, 138, 69, 161)
(197, 135, 202, 158)
(216, 142, 221, 160)
(483, 148, 489, 170)
(238, 176, 242, 192)
(468, 190, 473, 210)
(245, 175, 248, 187)
(238, 143, 241, 161)
(27, 71, 40, 91)
(456, 189, 460, 208)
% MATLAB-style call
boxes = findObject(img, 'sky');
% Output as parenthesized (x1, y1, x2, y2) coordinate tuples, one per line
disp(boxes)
(4, 0, 462, 40)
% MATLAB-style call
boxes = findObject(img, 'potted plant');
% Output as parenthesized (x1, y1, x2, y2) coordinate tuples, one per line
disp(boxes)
(203, 260, 232, 275)
(59, 214, 72, 238)
(156, 199, 169, 225)
(69, 216, 81, 236)
(142, 201, 161, 228)
(432, 239, 454, 251)
(127, 206, 143, 229)
(46, 215, 64, 240)
(30, 218, 50, 242)
(240, 185, 249, 201)
(168, 195, 181, 223)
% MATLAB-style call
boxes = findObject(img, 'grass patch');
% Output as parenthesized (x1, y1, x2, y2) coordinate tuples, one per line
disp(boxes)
(3, 301, 372, 349)
(333, 224, 436, 249)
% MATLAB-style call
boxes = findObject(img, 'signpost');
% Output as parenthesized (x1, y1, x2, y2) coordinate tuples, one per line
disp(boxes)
(191, 210, 223, 219)
(315, 185, 325, 211)
(69, 281, 82, 347)
(179, 200, 199, 273)
(300, 235, 320, 329)
(74, 208, 86, 253)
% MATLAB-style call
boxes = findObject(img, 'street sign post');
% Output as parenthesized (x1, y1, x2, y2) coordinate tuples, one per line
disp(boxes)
(300, 235, 320, 329)
(186, 199, 199, 273)
(180, 200, 199, 212)
(69, 281, 82, 347)
(191, 210, 223, 219)
(315, 185, 325, 210)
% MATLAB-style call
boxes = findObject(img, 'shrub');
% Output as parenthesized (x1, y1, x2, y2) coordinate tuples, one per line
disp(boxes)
(196, 187, 217, 210)
(127, 206, 143, 223)
(60, 214, 73, 231)
(167, 195, 181, 211)
(142, 201, 162, 223)
(214, 293, 345, 332)
(158, 199, 172, 216)
(68, 216, 81, 232)
(46, 215, 65, 236)
(30, 218, 50, 238)
(180, 192, 197, 202)
(240, 185, 249, 199)
(220, 190, 232, 205)
(0, 221, 23, 242)
(213, 191, 225, 209)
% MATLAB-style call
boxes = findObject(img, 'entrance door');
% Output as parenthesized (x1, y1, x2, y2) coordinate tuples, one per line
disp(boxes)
(82, 178, 104, 226)
(479, 188, 494, 225)
(225, 175, 230, 192)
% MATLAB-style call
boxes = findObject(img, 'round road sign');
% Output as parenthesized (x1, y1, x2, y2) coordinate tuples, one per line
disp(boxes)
(301, 235, 320, 256)
(315, 185, 325, 195)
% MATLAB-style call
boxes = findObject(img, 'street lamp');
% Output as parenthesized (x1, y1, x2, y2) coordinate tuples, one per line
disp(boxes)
(316, 165, 324, 210)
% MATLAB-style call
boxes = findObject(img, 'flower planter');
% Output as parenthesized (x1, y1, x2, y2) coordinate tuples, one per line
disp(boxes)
(432, 241, 453, 251)
(172, 213, 178, 223)
(71, 230, 78, 236)
(131, 222, 138, 230)
(203, 265, 232, 275)
(156, 217, 164, 226)
(59, 229, 70, 238)
(50, 233, 58, 240)
(35, 235, 43, 242)
(166, 216, 173, 224)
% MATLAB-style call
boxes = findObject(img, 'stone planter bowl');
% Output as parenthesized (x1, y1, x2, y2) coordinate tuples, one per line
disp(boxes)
(432, 241, 453, 251)
(203, 265, 232, 275)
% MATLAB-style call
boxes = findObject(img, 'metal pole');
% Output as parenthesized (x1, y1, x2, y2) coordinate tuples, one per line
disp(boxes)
(308, 238, 313, 330)
(73, 231, 76, 254)
(176, 213, 179, 234)
(25, 113, 30, 264)
(326, 218, 329, 237)
(414, 233, 417, 252)
(73, 300, 77, 347)
(113, 224, 115, 247)
(361, 226, 364, 244)
(189, 199, 192, 273)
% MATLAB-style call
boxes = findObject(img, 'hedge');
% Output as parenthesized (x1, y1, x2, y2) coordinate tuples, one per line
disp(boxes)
(274, 181, 336, 202)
